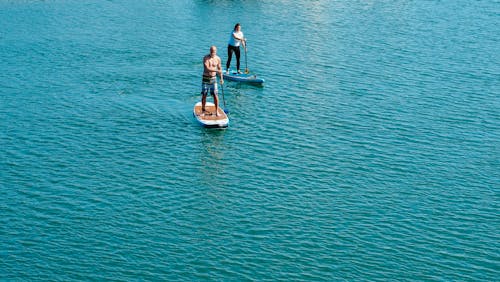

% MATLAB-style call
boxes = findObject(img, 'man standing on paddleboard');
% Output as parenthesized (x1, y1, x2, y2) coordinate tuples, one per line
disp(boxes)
(202, 46, 224, 116)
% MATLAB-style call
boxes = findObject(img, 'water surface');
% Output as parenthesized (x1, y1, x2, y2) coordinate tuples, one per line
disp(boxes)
(1, 0, 499, 280)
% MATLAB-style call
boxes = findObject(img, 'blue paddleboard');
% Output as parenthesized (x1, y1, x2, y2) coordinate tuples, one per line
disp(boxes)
(223, 71, 264, 84)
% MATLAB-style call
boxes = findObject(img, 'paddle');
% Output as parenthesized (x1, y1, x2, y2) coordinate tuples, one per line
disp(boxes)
(244, 40, 249, 74)
(220, 77, 229, 114)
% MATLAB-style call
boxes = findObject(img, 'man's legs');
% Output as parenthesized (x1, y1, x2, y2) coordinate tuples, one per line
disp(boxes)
(201, 83, 208, 112)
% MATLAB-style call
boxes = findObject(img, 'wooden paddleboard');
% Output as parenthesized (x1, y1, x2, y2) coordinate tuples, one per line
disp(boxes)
(223, 70, 264, 84)
(193, 102, 229, 128)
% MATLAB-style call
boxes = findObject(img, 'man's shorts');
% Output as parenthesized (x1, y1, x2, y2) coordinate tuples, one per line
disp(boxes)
(201, 76, 218, 97)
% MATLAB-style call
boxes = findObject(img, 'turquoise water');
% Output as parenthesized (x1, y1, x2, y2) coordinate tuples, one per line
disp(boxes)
(1, 0, 499, 280)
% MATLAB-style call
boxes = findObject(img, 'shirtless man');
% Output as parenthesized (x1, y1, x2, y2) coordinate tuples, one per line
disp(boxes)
(201, 46, 224, 116)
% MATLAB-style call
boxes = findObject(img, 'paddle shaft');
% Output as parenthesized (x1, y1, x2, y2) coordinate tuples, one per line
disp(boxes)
(244, 41, 249, 74)
(220, 77, 228, 113)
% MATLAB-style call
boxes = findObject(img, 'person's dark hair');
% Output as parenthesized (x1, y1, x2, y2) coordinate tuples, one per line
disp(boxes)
(233, 23, 240, 31)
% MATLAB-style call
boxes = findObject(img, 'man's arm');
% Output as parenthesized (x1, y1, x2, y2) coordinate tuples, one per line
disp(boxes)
(203, 56, 213, 71)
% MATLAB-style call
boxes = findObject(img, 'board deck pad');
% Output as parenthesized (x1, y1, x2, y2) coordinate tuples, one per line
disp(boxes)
(193, 102, 228, 128)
